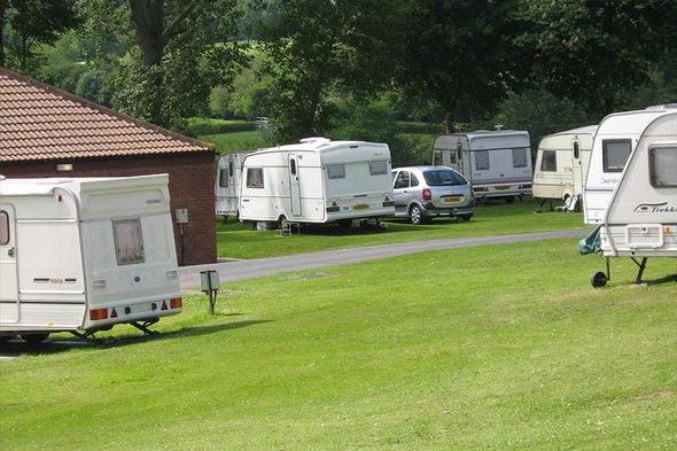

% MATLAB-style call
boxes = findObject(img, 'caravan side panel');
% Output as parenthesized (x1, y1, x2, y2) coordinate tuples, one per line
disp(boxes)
(600, 113, 677, 256)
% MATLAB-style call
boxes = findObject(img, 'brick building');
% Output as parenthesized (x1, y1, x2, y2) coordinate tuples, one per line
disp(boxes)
(0, 67, 216, 265)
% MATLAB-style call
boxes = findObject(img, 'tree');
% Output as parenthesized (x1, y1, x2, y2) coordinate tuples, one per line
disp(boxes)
(0, 0, 79, 70)
(114, 0, 247, 128)
(396, 0, 532, 132)
(524, 0, 677, 115)
(261, 0, 407, 141)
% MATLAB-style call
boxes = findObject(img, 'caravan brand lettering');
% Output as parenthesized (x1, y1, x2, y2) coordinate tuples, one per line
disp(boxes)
(634, 202, 677, 213)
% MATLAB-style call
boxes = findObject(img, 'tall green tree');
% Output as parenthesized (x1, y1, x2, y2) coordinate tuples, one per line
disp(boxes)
(261, 0, 407, 141)
(524, 0, 677, 115)
(396, 0, 532, 132)
(114, 0, 247, 128)
(0, 0, 79, 70)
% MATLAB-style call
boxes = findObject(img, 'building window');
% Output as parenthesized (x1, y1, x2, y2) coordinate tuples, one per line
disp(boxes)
(649, 146, 677, 187)
(0, 211, 9, 245)
(369, 161, 388, 176)
(512, 148, 528, 168)
(540, 150, 557, 172)
(218, 169, 228, 188)
(113, 219, 145, 266)
(327, 164, 345, 179)
(603, 139, 632, 172)
(475, 151, 489, 170)
(246, 168, 264, 188)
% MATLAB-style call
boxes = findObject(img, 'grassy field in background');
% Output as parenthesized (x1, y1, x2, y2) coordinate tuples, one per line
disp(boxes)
(1, 239, 675, 449)
(217, 201, 586, 259)
(198, 130, 270, 154)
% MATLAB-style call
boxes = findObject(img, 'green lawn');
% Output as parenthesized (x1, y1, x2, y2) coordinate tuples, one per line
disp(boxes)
(198, 130, 270, 155)
(217, 201, 587, 259)
(1, 239, 675, 449)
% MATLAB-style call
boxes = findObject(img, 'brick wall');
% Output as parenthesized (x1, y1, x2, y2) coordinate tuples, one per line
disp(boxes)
(1, 152, 216, 265)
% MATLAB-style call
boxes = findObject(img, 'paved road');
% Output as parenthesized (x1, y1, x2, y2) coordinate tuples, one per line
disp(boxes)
(179, 229, 585, 289)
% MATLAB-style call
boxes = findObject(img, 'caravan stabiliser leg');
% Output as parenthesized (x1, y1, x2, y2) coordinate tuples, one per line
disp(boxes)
(630, 257, 649, 284)
(130, 318, 160, 336)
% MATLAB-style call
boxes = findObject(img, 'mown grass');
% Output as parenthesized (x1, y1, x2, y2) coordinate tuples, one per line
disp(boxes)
(217, 200, 586, 259)
(198, 130, 271, 155)
(1, 239, 675, 449)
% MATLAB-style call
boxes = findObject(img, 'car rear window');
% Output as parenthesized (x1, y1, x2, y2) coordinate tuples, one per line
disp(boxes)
(423, 170, 467, 186)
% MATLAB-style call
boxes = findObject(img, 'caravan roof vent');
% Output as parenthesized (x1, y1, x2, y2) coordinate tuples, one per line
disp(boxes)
(299, 137, 331, 145)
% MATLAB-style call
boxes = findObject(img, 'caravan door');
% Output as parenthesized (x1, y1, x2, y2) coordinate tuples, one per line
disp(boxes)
(0, 205, 19, 324)
(571, 139, 584, 195)
(288, 155, 302, 217)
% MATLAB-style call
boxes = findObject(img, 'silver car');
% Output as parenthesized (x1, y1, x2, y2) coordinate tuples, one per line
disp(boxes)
(391, 166, 474, 224)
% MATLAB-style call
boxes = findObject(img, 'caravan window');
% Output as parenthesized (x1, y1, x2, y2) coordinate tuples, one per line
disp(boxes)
(218, 169, 228, 188)
(228, 161, 234, 177)
(474, 151, 489, 170)
(113, 219, 145, 266)
(327, 164, 346, 179)
(0, 211, 8, 245)
(649, 146, 677, 187)
(540, 150, 557, 172)
(369, 162, 388, 176)
(512, 148, 528, 168)
(603, 139, 631, 172)
(246, 168, 264, 188)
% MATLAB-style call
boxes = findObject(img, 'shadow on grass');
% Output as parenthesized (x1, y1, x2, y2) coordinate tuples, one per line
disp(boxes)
(0, 318, 271, 358)
(644, 273, 677, 286)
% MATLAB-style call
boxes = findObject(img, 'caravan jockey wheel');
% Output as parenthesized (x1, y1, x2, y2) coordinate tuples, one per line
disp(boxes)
(591, 271, 608, 288)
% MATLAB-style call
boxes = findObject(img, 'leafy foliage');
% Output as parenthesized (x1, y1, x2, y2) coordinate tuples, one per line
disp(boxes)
(524, 0, 677, 114)
(0, 0, 80, 70)
(397, 0, 532, 131)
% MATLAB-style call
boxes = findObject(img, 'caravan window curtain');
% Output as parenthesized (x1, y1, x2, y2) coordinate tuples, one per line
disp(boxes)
(246, 168, 264, 188)
(512, 148, 528, 168)
(649, 146, 677, 187)
(540, 150, 557, 172)
(113, 219, 145, 265)
(0, 211, 8, 245)
(603, 139, 632, 172)
(474, 151, 490, 170)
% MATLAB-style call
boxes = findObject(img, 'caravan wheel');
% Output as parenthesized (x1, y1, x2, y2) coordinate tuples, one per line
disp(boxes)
(591, 271, 608, 288)
(21, 333, 50, 344)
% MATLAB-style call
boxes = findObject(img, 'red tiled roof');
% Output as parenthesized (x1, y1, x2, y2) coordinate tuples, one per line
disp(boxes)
(0, 67, 211, 162)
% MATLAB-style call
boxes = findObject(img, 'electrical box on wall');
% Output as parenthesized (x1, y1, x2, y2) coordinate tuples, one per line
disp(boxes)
(175, 208, 189, 224)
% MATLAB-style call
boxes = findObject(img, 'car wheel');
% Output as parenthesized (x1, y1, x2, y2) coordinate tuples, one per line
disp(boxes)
(458, 214, 473, 222)
(21, 333, 49, 344)
(409, 205, 425, 225)
(505, 196, 515, 204)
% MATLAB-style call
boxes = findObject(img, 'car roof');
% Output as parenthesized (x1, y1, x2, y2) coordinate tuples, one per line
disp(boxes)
(392, 165, 456, 172)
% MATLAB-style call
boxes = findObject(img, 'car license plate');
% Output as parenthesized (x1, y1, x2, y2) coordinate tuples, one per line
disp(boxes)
(443, 196, 461, 203)
(353, 204, 370, 210)
(495, 185, 510, 190)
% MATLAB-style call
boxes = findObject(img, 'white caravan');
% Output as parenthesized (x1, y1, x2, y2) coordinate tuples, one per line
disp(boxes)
(432, 128, 533, 201)
(0, 174, 182, 342)
(581, 105, 677, 286)
(238, 138, 395, 226)
(532, 125, 596, 212)
(215, 152, 250, 220)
